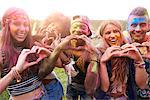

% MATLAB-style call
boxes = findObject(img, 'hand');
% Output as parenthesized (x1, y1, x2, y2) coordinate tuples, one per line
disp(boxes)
(31, 46, 51, 62)
(15, 49, 39, 73)
(101, 46, 122, 63)
(120, 44, 143, 62)
(50, 33, 61, 49)
(58, 34, 79, 50)
(141, 42, 150, 52)
(132, 42, 141, 47)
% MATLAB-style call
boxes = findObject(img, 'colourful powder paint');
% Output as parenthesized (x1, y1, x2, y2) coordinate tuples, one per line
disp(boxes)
(111, 33, 122, 46)
(127, 17, 146, 30)
(122, 31, 132, 43)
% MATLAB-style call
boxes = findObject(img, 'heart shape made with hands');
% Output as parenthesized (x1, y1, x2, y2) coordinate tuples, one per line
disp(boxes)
(70, 36, 87, 48)
(110, 46, 132, 56)
(26, 47, 50, 63)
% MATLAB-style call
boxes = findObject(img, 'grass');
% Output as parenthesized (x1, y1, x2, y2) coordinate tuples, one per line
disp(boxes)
(0, 68, 67, 100)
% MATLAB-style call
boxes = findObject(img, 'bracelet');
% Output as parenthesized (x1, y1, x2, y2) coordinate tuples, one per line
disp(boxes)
(134, 61, 145, 68)
(11, 67, 22, 83)
(90, 60, 99, 63)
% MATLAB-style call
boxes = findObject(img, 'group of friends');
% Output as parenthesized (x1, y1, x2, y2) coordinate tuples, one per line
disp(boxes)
(0, 6, 150, 100)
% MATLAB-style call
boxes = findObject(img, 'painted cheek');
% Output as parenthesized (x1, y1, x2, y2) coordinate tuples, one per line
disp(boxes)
(10, 25, 18, 34)
(111, 34, 122, 46)
(25, 27, 30, 33)
(115, 34, 121, 40)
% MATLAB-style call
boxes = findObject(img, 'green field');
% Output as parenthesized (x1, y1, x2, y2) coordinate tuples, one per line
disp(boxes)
(0, 68, 68, 100)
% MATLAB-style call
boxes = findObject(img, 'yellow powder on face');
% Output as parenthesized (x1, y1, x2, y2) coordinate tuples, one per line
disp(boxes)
(71, 39, 77, 48)
(111, 33, 122, 46)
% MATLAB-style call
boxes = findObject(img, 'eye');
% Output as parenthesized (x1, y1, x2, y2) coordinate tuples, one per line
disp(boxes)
(24, 22, 29, 27)
(12, 21, 20, 26)
(104, 31, 111, 35)
(80, 25, 87, 30)
(139, 23, 147, 28)
(113, 30, 120, 33)
(131, 23, 137, 28)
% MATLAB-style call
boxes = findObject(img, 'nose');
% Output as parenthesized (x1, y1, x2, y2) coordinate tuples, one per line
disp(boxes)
(19, 25, 26, 32)
(110, 32, 115, 38)
(135, 25, 141, 32)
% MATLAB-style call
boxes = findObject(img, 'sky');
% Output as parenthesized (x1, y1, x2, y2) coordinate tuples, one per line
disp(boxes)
(0, 0, 149, 20)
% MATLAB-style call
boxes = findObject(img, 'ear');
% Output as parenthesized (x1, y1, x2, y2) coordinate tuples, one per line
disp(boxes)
(148, 23, 150, 32)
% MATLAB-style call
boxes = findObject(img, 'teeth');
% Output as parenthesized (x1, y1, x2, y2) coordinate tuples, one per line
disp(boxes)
(111, 40, 116, 42)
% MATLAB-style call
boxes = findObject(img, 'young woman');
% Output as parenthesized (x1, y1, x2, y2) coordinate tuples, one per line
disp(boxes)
(33, 12, 71, 100)
(96, 20, 148, 100)
(0, 7, 50, 100)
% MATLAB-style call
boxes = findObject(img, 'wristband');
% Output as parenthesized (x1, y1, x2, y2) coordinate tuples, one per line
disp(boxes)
(11, 67, 22, 82)
(134, 61, 145, 68)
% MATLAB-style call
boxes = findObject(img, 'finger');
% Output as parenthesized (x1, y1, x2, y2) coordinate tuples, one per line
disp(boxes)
(109, 46, 121, 53)
(31, 46, 39, 53)
(36, 57, 43, 63)
(132, 42, 141, 47)
(25, 61, 38, 68)
(37, 47, 50, 54)
(34, 41, 42, 47)
(21, 49, 31, 55)
(121, 44, 136, 49)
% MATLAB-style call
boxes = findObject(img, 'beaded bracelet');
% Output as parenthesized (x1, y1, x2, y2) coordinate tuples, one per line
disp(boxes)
(11, 67, 22, 83)
(134, 61, 145, 68)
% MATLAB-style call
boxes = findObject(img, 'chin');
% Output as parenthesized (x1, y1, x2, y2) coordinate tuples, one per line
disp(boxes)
(16, 38, 26, 43)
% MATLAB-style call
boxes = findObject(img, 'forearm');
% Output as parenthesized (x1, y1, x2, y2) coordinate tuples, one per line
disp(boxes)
(135, 62, 148, 89)
(0, 70, 14, 94)
(100, 62, 110, 92)
(38, 45, 62, 79)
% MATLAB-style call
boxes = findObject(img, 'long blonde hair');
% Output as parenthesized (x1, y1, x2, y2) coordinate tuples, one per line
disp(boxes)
(98, 20, 128, 95)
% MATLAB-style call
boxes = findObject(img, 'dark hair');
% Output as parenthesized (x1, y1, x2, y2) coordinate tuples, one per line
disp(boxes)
(129, 7, 149, 17)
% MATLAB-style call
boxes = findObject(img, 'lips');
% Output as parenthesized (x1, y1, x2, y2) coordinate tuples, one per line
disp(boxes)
(17, 33, 26, 38)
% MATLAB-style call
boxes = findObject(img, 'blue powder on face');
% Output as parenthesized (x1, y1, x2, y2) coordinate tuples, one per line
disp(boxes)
(127, 17, 146, 30)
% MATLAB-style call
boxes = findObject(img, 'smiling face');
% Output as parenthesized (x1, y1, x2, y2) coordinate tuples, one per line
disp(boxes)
(9, 15, 30, 43)
(128, 15, 149, 43)
(102, 24, 123, 46)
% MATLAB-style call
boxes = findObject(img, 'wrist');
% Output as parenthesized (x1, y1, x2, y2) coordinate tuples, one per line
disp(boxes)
(134, 61, 145, 68)
(11, 67, 22, 83)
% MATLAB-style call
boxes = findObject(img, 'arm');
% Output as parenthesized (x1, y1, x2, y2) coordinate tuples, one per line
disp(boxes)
(0, 69, 15, 94)
(134, 61, 148, 89)
(0, 49, 38, 94)
(100, 60, 110, 92)
(84, 53, 100, 96)
(99, 46, 122, 92)
(121, 44, 148, 89)
(38, 35, 77, 79)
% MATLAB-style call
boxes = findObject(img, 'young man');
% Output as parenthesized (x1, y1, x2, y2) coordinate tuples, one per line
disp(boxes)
(65, 15, 100, 100)
(127, 6, 150, 99)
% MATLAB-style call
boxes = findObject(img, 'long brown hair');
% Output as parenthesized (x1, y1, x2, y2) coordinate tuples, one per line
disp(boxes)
(99, 20, 129, 94)
(1, 7, 33, 69)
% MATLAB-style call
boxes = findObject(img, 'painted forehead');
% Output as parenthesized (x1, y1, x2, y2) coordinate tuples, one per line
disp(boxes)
(71, 22, 88, 28)
(11, 14, 29, 20)
(129, 15, 148, 24)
